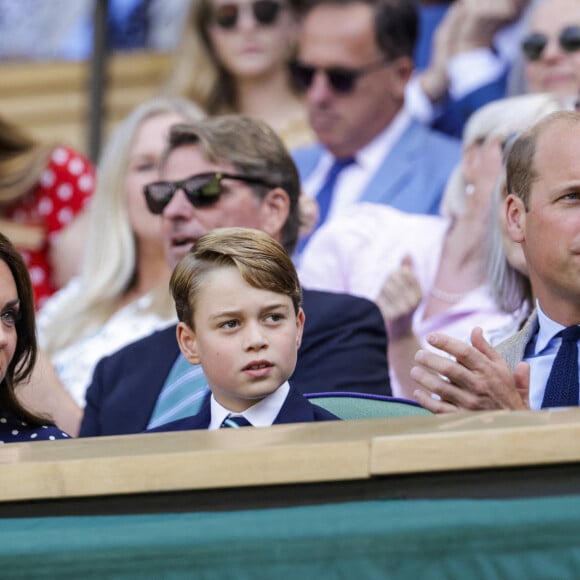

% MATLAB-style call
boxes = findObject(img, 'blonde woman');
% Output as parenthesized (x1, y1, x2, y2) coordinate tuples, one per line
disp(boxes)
(38, 97, 205, 409)
(163, 0, 313, 149)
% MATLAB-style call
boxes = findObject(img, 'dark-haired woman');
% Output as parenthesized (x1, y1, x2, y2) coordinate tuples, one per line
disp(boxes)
(0, 232, 70, 443)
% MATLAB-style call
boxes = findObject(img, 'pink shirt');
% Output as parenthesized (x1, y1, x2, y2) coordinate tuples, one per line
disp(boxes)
(298, 203, 520, 392)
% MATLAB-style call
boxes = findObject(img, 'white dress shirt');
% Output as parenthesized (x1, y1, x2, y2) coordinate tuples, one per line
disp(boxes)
(524, 302, 580, 410)
(208, 381, 290, 430)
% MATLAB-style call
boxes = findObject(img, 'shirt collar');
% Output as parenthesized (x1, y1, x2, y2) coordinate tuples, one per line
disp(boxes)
(209, 382, 290, 429)
(534, 300, 567, 354)
(317, 108, 410, 172)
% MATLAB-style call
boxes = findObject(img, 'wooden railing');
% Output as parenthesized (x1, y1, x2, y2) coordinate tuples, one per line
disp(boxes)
(1, 407, 580, 517)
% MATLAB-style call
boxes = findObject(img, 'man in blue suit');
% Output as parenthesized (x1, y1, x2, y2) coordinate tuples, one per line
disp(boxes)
(290, 0, 461, 252)
(80, 115, 391, 437)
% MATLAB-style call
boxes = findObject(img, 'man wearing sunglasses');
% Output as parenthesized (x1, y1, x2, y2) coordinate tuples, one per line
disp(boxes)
(290, 0, 461, 255)
(79, 114, 393, 437)
(521, 0, 580, 99)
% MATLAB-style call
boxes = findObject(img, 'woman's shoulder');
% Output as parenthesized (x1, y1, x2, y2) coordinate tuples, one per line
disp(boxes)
(0, 412, 71, 443)
(39, 146, 95, 207)
(36, 278, 82, 340)
(45, 146, 95, 178)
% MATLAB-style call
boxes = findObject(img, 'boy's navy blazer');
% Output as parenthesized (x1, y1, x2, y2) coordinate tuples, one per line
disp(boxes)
(147, 387, 339, 432)
(80, 289, 391, 437)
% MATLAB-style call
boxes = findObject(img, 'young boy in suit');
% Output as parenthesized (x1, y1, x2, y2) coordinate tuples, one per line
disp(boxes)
(149, 227, 339, 431)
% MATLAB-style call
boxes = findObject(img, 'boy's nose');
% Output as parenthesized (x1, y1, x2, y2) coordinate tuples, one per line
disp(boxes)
(243, 323, 268, 350)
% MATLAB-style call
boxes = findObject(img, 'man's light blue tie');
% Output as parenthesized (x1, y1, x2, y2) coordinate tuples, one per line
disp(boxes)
(147, 354, 209, 429)
(220, 415, 252, 428)
(296, 157, 355, 256)
(541, 325, 580, 408)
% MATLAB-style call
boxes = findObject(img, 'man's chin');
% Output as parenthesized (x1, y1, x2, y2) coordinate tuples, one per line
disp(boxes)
(165, 245, 193, 268)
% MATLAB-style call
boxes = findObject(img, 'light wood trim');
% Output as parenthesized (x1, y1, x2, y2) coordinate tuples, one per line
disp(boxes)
(0, 422, 374, 502)
(2, 409, 580, 504)
(370, 408, 580, 474)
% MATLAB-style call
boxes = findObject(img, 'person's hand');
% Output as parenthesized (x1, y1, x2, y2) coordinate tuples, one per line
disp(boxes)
(376, 255, 423, 340)
(298, 192, 319, 238)
(418, 2, 460, 102)
(411, 326, 530, 413)
(452, 0, 531, 53)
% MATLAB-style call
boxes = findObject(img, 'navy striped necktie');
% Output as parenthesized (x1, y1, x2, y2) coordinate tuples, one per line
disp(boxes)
(220, 415, 252, 428)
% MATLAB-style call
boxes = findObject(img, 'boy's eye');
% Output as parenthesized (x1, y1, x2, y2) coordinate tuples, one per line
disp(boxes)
(220, 320, 239, 329)
(266, 313, 284, 323)
(563, 191, 580, 201)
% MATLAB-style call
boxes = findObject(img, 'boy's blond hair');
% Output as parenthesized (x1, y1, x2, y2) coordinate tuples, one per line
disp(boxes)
(170, 227, 302, 328)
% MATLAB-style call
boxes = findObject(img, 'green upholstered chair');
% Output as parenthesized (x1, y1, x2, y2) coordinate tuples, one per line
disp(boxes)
(305, 392, 432, 420)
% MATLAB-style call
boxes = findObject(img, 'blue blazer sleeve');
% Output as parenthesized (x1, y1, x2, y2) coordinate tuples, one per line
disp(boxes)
(432, 72, 508, 139)
(80, 325, 180, 437)
(295, 289, 391, 396)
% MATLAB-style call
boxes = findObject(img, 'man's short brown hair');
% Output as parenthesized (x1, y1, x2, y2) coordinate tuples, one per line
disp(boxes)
(506, 110, 580, 209)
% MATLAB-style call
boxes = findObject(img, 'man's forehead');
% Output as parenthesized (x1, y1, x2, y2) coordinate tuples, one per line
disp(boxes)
(536, 121, 580, 164)
(161, 145, 234, 178)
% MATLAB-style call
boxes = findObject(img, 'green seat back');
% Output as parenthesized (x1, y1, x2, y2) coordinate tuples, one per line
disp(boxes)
(308, 395, 432, 420)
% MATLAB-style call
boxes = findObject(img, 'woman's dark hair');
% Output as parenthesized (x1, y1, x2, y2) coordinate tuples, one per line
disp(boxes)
(0, 232, 49, 425)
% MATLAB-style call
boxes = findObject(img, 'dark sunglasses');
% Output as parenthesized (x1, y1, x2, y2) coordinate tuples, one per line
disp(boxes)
(521, 26, 580, 61)
(289, 59, 389, 94)
(144, 172, 275, 215)
(212, 0, 282, 29)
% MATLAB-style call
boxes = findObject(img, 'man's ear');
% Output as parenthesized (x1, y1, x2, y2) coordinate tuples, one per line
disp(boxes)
(296, 308, 305, 349)
(505, 193, 526, 243)
(259, 188, 290, 242)
(176, 321, 201, 365)
(390, 56, 413, 100)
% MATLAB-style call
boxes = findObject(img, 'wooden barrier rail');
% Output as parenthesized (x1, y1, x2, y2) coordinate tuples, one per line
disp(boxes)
(0, 51, 174, 155)
(1, 408, 580, 517)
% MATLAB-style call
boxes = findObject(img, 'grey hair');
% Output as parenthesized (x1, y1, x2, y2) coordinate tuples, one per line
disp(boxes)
(485, 171, 532, 314)
(439, 92, 563, 219)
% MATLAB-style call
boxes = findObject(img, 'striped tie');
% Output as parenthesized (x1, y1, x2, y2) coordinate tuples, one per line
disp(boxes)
(220, 415, 252, 428)
(147, 354, 209, 429)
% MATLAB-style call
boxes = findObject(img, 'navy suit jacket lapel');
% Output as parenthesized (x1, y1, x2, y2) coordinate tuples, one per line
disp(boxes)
(273, 387, 318, 424)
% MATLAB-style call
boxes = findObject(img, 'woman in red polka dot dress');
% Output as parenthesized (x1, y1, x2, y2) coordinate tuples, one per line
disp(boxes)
(0, 117, 95, 309)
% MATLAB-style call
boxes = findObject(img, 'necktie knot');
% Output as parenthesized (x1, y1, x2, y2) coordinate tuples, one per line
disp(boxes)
(560, 325, 580, 342)
(220, 415, 252, 428)
(331, 157, 356, 172)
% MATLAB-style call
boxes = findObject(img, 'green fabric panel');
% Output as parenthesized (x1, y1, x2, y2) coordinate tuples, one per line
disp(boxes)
(311, 396, 432, 419)
(2, 495, 580, 579)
